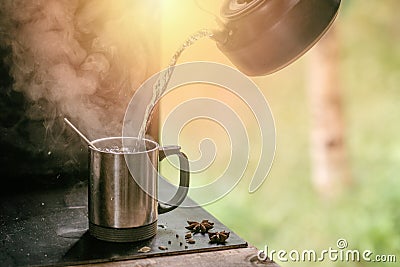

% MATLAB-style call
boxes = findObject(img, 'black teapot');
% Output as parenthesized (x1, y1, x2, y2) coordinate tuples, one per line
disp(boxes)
(212, 0, 341, 76)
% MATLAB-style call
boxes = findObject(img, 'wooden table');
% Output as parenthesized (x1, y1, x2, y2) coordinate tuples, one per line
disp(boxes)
(78, 246, 279, 267)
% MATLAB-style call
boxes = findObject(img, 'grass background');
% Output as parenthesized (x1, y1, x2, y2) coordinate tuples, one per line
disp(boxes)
(159, 1, 400, 265)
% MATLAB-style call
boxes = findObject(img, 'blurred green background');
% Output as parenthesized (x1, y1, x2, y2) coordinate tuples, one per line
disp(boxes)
(160, 1, 400, 265)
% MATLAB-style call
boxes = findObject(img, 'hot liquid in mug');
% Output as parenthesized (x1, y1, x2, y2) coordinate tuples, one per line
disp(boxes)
(88, 137, 189, 242)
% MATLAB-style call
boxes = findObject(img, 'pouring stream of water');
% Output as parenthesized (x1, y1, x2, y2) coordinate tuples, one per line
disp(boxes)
(63, 30, 214, 145)
(137, 29, 213, 139)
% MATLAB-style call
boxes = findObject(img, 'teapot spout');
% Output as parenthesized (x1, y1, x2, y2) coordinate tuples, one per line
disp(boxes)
(210, 28, 229, 45)
(209, 16, 230, 45)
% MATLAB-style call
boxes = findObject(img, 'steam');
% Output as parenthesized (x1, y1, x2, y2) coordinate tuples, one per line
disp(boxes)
(0, 0, 159, 172)
(0, 0, 158, 139)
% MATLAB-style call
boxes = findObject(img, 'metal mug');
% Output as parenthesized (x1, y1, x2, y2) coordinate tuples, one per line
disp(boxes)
(88, 137, 189, 242)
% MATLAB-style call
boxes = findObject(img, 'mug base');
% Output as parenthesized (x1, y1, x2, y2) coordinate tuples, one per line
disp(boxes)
(89, 220, 157, 242)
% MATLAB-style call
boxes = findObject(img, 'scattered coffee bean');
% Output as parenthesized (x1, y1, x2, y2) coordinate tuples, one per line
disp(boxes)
(158, 246, 168, 251)
(138, 246, 151, 253)
(185, 232, 192, 239)
(186, 238, 195, 244)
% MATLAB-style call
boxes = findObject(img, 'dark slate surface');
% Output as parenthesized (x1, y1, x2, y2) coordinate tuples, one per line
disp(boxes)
(0, 179, 247, 267)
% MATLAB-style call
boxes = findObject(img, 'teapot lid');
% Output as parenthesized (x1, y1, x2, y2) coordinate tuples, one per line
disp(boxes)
(221, 0, 266, 19)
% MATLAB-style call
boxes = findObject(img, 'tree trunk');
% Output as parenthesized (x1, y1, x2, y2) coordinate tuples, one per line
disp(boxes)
(308, 26, 351, 199)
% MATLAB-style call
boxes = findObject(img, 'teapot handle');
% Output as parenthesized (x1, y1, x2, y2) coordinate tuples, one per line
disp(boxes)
(158, 146, 190, 214)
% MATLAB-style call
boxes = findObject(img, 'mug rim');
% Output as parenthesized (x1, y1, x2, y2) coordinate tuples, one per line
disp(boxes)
(90, 136, 159, 154)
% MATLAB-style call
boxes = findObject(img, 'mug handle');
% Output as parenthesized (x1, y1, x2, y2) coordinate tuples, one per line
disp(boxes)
(158, 146, 190, 214)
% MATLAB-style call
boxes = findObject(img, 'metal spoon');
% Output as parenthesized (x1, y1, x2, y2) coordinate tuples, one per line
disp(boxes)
(63, 118, 99, 150)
